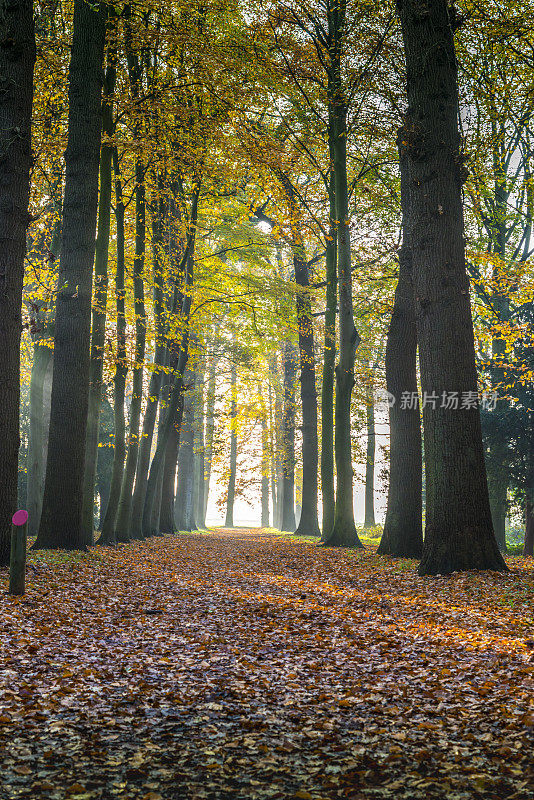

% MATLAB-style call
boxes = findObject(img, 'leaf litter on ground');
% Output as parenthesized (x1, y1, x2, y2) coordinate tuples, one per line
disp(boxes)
(1, 528, 533, 800)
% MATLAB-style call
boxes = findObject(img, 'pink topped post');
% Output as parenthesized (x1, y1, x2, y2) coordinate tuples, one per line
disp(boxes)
(9, 509, 28, 596)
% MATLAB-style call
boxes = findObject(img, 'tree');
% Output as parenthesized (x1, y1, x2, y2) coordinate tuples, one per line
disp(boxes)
(322, 0, 362, 547)
(378, 136, 423, 558)
(225, 355, 238, 527)
(82, 41, 117, 543)
(396, 0, 506, 575)
(35, 0, 106, 551)
(99, 148, 128, 545)
(0, 0, 35, 564)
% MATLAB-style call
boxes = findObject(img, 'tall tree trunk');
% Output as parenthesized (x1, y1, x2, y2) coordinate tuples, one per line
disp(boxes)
(260, 387, 270, 527)
(158, 411, 180, 534)
(322, 30, 362, 546)
(27, 324, 53, 538)
(129, 199, 166, 540)
(269, 356, 283, 529)
(27, 206, 60, 539)
(81, 54, 116, 544)
(281, 339, 297, 532)
(95, 392, 113, 528)
(203, 347, 217, 519)
(321, 211, 337, 539)
(225, 359, 238, 528)
(363, 377, 376, 529)
(378, 141, 423, 557)
(486, 122, 511, 553)
(193, 353, 206, 529)
(154, 348, 177, 536)
(489, 479, 507, 553)
(175, 370, 196, 532)
(100, 149, 127, 545)
(98, 478, 110, 531)
(268, 377, 277, 527)
(525, 499, 534, 557)
(0, 0, 34, 563)
(35, 0, 106, 551)
(292, 233, 320, 538)
(397, 0, 506, 574)
(114, 158, 146, 543)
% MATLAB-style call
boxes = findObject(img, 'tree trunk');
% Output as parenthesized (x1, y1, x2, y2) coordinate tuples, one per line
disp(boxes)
(95, 392, 113, 529)
(114, 158, 146, 543)
(35, 0, 106, 551)
(397, 0, 506, 574)
(485, 123, 511, 555)
(322, 73, 362, 547)
(100, 149, 127, 545)
(268, 377, 277, 528)
(129, 199, 166, 540)
(524, 499, 534, 557)
(193, 348, 206, 528)
(27, 339, 53, 538)
(269, 356, 284, 529)
(260, 388, 270, 527)
(175, 371, 196, 532)
(378, 134, 423, 558)
(0, 0, 34, 563)
(225, 359, 238, 527)
(321, 212, 337, 539)
(489, 479, 507, 553)
(281, 339, 297, 532)
(363, 379, 376, 529)
(81, 54, 116, 545)
(293, 238, 320, 538)
(158, 411, 180, 534)
(203, 348, 217, 519)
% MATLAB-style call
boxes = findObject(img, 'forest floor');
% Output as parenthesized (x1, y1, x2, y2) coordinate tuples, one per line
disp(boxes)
(1, 528, 533, 800)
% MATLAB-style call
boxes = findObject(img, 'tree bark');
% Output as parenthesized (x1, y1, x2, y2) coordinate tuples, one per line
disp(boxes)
(489, 479, 507, 553)
(322, 35, 362, 546)
(100, 149, 127, 545)
(260, 387, 270, 527)
(114, 158, 146, 543)
(293, 236, 320, 538)
(397, 0, 506, 574)
(175, 370, 196, 532)
(35, 0, 105, 551)
(129, 197, 167, 539)
(225, 358, 238, 527)
(321, 212, 337, 539)
(268, 377, 277, 528)
(363, 378, 376, 529)
(193, 348, 206, 528)
(203, 347, 217, 519)
(378, 133, 423, 558)
(281, 339, 297, 532)
(0, 0, 34, 563)
(524, 499, 534, 557)
(27, 314, 53, 538)
(158, 409, 180, 534)
(81, 53, 116, 545)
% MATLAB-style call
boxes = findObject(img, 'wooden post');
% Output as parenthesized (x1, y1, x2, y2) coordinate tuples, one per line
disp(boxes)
(9, 509, 28, 596)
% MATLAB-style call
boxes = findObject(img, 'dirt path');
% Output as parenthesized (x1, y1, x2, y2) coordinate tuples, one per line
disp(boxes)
(1, 529, 533, 799)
